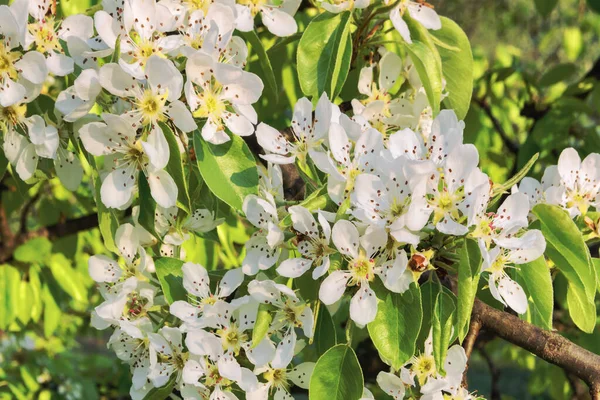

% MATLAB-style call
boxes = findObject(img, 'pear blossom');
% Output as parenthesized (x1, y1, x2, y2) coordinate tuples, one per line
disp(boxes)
(318, 0, 370, 13)
(246, 361, 314, 400)
(235, 0, 301, 37)
(94, 0, 181, 79)
(310, 121, 384, 204)
(248, 279, 314, 368)
(319, 220, 408, 326)
(98, 56, 196, 133)
(0, 0, 48, 107)
(242, 194, 284, 275)
(79, 113, 178, 208)
(257, 93, 332, 164)
(276, 206, 335, 279)
(3, 115, 59, 181)
(185, 51, 262, 144)
(170, 263, 244, 330)
(258, 162, 284, 202)
(480, 230, 546, 314)
(147, 326, 188, 387)
(55, 69, 102, 122)
(388, 0, 442, 44)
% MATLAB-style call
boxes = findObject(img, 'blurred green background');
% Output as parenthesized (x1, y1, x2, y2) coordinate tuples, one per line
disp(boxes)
(2, 0, 600, 399)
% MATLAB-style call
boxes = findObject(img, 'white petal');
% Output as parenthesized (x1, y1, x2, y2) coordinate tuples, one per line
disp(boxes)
(46, 52, 74, 76)
(261, 6, 298, 37)
(167, 100, 196, 133)
(15, 51, 48, 84)
(142, 125, 170, 170)
(88, 255, 121, 282)
(147, 170, 178, 208)
(408, 2, 442, 30)
(390, 6, 411, 43)
(332, 219, 360, 258)
(288, 362, 314, 389)
(101, 165, 137, 208)
(376, 372, 405, 399)
(218, 267, 244, 297)
(319, 270, 349, 305)
(182, 262, 211, 298)
(349, 284, 377, 326)
(497, 275, 528, 314)
(115, 223, 139, 263)
(99, 63, 137, 98)
(272, 329, 296, 369)
(16, 143, 38, 181)
(276, 258, 312, 278)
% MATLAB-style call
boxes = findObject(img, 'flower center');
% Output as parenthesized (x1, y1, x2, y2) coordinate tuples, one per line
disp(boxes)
(124, 292, 149, 318)
(186, 0, 214, 13)
(217, 324, 248, 355)
(138, 89, 167, 126)
(193, 85, 226, 122)
(29, 18, 61, 54)
(205, 363, 232, 388)
(350, 254, 375, 283)
(237, 0, 268, 16)
(264, 368, 288, 389)
(0, 104, 26, 127)
(566, 190, 591, 215)
(0, 44, 19, 79)
(411, 354, 436, 385)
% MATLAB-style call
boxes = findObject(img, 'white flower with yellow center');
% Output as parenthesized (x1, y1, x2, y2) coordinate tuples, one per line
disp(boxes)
(56, 69, 102, 122)
(3, 114, 59, 181)
(409, 144, 489, 236)
(79, 112, 178, 209)
(257, 93, 332, 165)
(276, 205, 335, 279)
(235, 0, 300, 37)
(108, 317, 154, 391)
(98, 55, 196, 133)
(248, 279, 314, 368)
(246, 361, 314, 400)
(388, 0, 442, 44)
(310, 120, 383, 205)
(88, 223, 150, 284)
(319, 220, 408, 326)
(0, 0, 48, 107)
(480, 230, 546, 314)
(25, 14, 74, 76)
(94, 0, 181, 79)
(242, 193, 284, 275)
(169, 263, 244, 330)
(185, 50, 263, 144)
(148, 326, 189, 387)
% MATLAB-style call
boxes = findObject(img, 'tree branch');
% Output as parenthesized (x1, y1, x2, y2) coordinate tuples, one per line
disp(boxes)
(470, 297, 600, 397)
(461, 318, 482, 387)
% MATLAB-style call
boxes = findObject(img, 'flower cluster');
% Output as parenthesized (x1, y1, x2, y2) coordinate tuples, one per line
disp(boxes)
(2, 0, 599, 398)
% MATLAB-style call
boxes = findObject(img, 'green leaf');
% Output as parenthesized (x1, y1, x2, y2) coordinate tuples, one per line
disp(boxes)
(404, 16, 443, 115)
(138, 174, 158, 237)
(534, 0, 558, 17)
(538, 63, 578, 87)
(142, 373, 177, 400)
(594, 258, 600, 293)
(252, 303, 273, 347)
(154, 257, 186, 304)
(367, 282, 422, 370)
(588, 0, 600, 13)
(0, 265, 20, 329)
(15, 281, 33, 326)
(309, 344, 363, 400)
(42, 284, 61, 337)
(314, 305, 337, 357)
(111, 34, 121, 63)
(29, 266, 43, 322)
(89, 158, 119, 253)
(532, 204, 596, 302)
(159, 122, 192, 213)
(430, 16, 473, 120)
(14, 237, 52, 263)
(193, 132, 259, 212)
(61, 0, 92, 16)
(432, 289, 456, 375)
(566, 283, 596, 333)
(456, 238, 482, 342)
(516, 257, 553, 330)
(242, 31, 278, 104)
(0, 151, 8, 181)
(297, 11, 353, 99)
(48, 253, 88, 304)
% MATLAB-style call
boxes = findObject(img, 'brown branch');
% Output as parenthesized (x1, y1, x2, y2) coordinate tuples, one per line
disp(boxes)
(470, 297, 600, 398)
(461, 318, 482, 387)
(0, 213, 100, 263)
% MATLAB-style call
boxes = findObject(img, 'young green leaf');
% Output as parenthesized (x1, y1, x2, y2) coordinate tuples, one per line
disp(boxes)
(138, 174, 158, 237)
(242, 31, 278, 104)
(193, 132, 259, 212)
(159, 122, 192, 214)
(314, 305, 337, 357)
(367, 282, 422, 370)
(456, 238, 482, 342)
(252, 303, 273, 348)
(532, 204, 596, 303)
(154, 257, 186, 304)
(309, 344, 363, 400)
(297, 11, 353, 99)
(432, 290, 456, 375)
(0, 265, 20, 330)
(566, 283, 596, 333)
(516, 257, 553, 330)
(430, 16, 474, 120)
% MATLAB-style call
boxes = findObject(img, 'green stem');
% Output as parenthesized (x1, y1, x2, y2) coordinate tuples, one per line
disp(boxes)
(345, 319, 354, 344)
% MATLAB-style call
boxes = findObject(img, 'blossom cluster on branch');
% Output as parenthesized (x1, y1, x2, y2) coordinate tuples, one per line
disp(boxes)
(1, 0, 600, 399)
